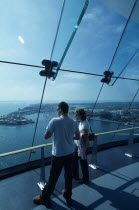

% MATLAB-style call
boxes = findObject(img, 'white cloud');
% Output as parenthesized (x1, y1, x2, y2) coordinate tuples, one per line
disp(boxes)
(49, 80, 56, 85)
(107, 24, 124, 34)
(62, 73, 89, 80)
(84, 7, 103, 22)
(123, 66, 139, 80)
(42, 82, 85, 102)
(47, 82, 83, 90)
(0, 84, 41, 98)
(83, 4, 124, 36)
(99, 0, 136, 21)
(114, 25, 124, 33)
(18, 35, 25, 44)
(58, 82, 83, 88)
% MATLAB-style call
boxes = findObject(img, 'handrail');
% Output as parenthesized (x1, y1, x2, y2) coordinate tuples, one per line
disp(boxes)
(0, 143, 52, 158)
(95, 126, 139, 136)
(0, 126, 139, 158)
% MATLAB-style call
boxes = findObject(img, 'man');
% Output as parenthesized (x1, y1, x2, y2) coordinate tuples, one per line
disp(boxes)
(33, 102, 80, 205)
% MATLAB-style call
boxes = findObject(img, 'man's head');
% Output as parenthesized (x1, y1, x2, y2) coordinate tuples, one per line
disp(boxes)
(57, 102, 69, 116)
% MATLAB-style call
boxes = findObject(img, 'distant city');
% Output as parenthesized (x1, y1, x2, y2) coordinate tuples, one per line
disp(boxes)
(0, 102, 139, 126)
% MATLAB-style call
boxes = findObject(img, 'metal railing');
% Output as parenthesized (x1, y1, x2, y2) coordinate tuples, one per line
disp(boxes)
(1, 126, 139, 158)
(90, 127, 139, 169)
(0, 126, 139, 187)
(0, 143, 52, 158)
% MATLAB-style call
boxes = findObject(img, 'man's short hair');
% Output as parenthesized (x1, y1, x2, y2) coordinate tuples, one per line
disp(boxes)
(58, 102, 69, 114)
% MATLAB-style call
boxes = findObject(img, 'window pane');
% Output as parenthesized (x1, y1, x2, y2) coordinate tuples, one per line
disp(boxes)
(0, 0, 63, 64)
(0, 64, 44, 169)
(109, 0, 139, 85)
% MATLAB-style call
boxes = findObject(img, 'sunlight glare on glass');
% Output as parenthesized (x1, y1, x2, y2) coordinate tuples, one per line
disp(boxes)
(18, 35, 25, 44)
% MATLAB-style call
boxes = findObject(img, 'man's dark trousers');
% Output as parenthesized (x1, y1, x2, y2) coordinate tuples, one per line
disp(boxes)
(72, 145, 79, 179)
(42, 153, 73, 199)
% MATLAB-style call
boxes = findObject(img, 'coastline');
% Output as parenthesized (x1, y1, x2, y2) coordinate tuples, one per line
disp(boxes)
(90, 117, 139, 126)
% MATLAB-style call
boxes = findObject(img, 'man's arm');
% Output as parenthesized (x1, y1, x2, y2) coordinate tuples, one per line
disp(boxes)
(44, 130, 53, 139)
(44, 118, 55, 140)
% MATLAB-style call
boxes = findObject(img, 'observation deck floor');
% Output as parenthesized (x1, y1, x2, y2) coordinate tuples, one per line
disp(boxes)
(1, 143, 139, 210)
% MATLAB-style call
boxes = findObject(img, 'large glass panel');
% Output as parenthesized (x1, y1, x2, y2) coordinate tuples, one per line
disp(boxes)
(0, 0, 89, 78)
(61, 0, 128, 76)
(122, 52, 139, 81)
(108, 0, 139, 85)
(0, 0, 63, 64)
(1, 0, 139, 170)
(1, 68, 139, 168)
(91, 78, 139, 145)
(0, 63, 44, 169)
(29, 68, 139, 162)
(50, 0, 89, 79)
(0, 0, 89, 169)
(29, 71, 102, 160)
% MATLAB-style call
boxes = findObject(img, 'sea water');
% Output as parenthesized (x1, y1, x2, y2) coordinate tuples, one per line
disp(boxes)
(0, 102, 136, 169)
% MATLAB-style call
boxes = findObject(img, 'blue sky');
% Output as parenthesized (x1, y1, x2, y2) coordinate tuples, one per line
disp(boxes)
(0, 0, 139, 103)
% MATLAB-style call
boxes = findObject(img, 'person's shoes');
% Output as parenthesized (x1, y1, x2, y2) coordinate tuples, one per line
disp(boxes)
(61, 189, 72, 205)
(77, 179, 89, 184)
(33, 195, 50, 205)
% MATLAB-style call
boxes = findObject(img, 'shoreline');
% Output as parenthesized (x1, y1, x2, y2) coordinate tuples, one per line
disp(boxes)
(90, 117, 139, 126)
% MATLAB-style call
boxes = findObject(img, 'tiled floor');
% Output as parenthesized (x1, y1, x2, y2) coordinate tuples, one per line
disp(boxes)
(0, 143, 139, 210)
